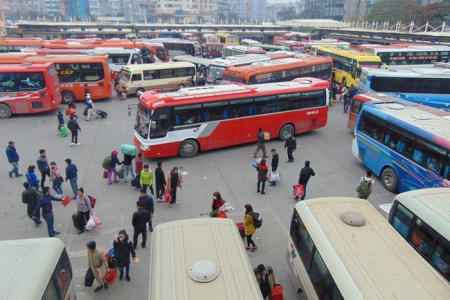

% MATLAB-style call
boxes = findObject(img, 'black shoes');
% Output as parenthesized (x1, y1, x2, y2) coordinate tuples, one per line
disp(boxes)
(257, 190, 260, 193)
(261, 191, 266, 194)
(78, 230, 85, 235)
(94, 285, 103, 293)
(119, 273, 123, 280)
(104, 283, 109, 290)
(141, 243, 145, 248)
(126, 275, 130, 282)
(54, 231, 60, 236)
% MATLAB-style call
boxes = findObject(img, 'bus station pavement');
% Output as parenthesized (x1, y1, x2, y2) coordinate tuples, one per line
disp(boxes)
(0, 96, 396, 299)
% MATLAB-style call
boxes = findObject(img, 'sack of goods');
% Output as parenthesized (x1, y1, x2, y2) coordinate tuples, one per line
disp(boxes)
(117, 166, 125, 179)
(60, 126, 68, 137)
(263, 132, 270, 140)
(270, 171, 280, 182)
(219, 202, 234, 212)
(121, 144, 137, 156)
(251, 157, 262, 169)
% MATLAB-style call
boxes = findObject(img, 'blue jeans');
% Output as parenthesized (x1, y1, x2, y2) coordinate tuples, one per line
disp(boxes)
(119, 264, 130, 276)
(52, 180, 63, 195)
(9, 162, 20, 177)
(42, 213, 56, 237)
(123, 165, 136, 183)
(69, 177, 78, 198)
(148, 216, 153, 232)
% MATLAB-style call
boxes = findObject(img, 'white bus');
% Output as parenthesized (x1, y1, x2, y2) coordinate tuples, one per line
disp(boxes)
(240, 39, 261, 47)
(388, 188, 450, 283)
(287, 197, 450, 299)
(0, 238, 76, 300)
(149, 218, 262, 300)
(172, 55, 211, 77)
(122, 62, 196, 95)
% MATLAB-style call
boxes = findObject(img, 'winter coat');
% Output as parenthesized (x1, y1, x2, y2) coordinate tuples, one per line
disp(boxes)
(244, 213, 256, 235)
(5, 145, 19, 163)
(257, 163, 268, 181)
(113, 237, 136, 268)
(140, 169, 154, 185)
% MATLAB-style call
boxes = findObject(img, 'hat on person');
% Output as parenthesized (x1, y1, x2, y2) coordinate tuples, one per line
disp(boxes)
(8, 141, 14, 145)
(112, 150, 118, 155)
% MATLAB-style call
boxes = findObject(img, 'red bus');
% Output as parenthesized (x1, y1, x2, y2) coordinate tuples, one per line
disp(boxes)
(275, 40, 304, 52)
(273, 33, 301, 45)
(0, 53, 112, 102)
(202, 42, 225, 58)
(221, 56, 333, 86)
(180, 33, 200, 43)
(0, 38, 44, 52)
(0, 62, 62, 118)
(130, 77, 329, 158)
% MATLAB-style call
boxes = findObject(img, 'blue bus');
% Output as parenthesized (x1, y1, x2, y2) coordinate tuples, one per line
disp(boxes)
(351, 100, 450, 193)
(358, 67, 450, 110)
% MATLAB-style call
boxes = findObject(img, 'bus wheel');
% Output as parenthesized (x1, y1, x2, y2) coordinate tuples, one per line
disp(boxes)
(62, 91, 76, 104)
(381, 167, 398, 192)
(278, 124, 294, 141)
(0, 103, 12, 119)
(178, 139, 198, 158)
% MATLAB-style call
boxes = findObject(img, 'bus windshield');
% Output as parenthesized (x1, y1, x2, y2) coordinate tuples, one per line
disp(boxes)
(135, 105, 151, 139)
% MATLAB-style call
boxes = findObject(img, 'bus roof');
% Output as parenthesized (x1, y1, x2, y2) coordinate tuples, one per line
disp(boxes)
(232, 56, 331, 69)
(173, 55, 211, 66)
(0, 238, 65, 299)
(362, 67, 450, 77)
(149, 218, 262, 300)
(296, 198, 450, 299)
(318, 46, 382, 61)
(0, 53, 109, 63)
(393, 188, 450, 241)
(0, 62, 54, 70)
(366, 45, 450, 54)
(223, 45, 264, 52)
(210, 54, 270, 67)
(124, 62, 196, 72)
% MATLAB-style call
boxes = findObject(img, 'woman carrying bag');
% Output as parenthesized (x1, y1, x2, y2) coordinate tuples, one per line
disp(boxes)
(76, 187, 92, 234)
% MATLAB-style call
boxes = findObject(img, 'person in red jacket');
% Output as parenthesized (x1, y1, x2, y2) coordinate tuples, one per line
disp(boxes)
(257, 159, 269, 195)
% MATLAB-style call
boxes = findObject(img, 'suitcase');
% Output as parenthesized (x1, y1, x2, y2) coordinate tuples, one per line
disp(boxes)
(72, 213, 79, 228)
(65, 108, 76, 115)
(236, 222, 245, 238)
(96, 109, 107, 118)
(104, 268, 118, 285)
(60, 126, 68, 137)
(131, 176, 141, 189)
(121, 144, 137, 156)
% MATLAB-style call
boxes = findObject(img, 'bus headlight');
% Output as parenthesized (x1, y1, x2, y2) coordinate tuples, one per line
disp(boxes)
(141, 144, 150, 150)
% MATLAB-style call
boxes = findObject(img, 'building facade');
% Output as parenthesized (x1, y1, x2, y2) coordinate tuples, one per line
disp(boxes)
(0, 0, 6, 36)
(234, 0, 267, 21)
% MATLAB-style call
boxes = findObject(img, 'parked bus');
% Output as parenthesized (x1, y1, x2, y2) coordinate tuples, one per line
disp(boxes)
(358, 67, 450, 109)
(222, 56, 333, 85)
(304, 41, 350, 55)
(129, 77, 328, 158)
(0, 53, 112, 102)
(222, 45, 266, 57)
(0, 238, 75, 299)
(202, 42, 224, 58)
(0, 62, 61, 119)
(240, 39, 260, 47)
(351, 100, 450, 192)
(287, 197, 450, 300)
(362, 45, 450, 66)
(275, 40, 304, 53)
(180, 32, 200, 43)
(253, 43, 291, 52)
(122, 62, 196, 96)
(0, 38, 44, 52)
(273, 32, 301, 45)
(216, 32, 239, 45)
(149, 218, 262, 299)
(201, 33, 220, 43)
(147, 38, 201, 58)
(172, 55, 210, 77)
(316, 46, 382, 88)
(388, 188, 450, 283)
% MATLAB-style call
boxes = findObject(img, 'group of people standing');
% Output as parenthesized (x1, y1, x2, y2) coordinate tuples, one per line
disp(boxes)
(331, 83, 357, 113)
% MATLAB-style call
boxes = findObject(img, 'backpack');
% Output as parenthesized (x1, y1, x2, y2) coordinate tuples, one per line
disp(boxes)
(251, 212, 262, 228)
(102, 156, 112, 169)
(356, 179, 371, 197)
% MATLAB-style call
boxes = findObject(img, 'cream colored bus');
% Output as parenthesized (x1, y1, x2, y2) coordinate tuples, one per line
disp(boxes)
(388, 188, 450, 283)
(122, 62, 196, 96)
(149, 218, 262, 300)
(0, 238, 76, 300)
(287, 197, 450, 300)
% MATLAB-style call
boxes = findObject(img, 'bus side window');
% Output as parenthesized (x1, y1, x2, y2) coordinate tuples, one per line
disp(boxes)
(412, 149, 423, 165)
(391, 203, 414, 239)
(132, 74, 142, 81)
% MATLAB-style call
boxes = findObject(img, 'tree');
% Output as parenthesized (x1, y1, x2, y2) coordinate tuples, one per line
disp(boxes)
(365, 0, 418, 23)
(405, 2, 450, 27)
(299, 7, 323, 19)
(277, 6, 298, 21)
(129, 24, 140, 39)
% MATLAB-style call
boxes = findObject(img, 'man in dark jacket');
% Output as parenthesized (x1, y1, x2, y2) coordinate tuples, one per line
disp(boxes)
(37, 149, 50, 191)
(67, 115, 81, 146)
(298, 160, 315, 200)
(22, 182, 42, 226)
(139, 189, 154, 232)
(122, 154, 136, 184)
(33, 187, 62, 237)
(269, 149, 279, 186)
(6, 141, 22, 178)
(132, 201, 150, 249)
(154, 161, 166, 201)
(284, 132, 297, 163)
(253, 127, 268, 158)
(65, 158, 78, 199)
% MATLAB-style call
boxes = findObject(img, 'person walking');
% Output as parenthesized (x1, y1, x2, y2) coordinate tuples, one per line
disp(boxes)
(298, 160, 315, 200)
(49, 161, 64, 196)
(86, 241, 109, 293)
(154, 161, 166, 201)
(85, 94, 100, 121)
(284, 132, 297, 163)
(269, 149, 279, 186)
(122, 153, 136, 184)
(339, 83, 348, 102)
(113, 230, 138, 282)
(76, 188, 93, 234)
(6, 141, 22, 178)
(343, 91, 351, 113)
(107, 150, 123, 185)
(253, 127, 268, 158)
(357, 170, 375, 200)
(139, 189, 154, 232)
(65, 158, 78, 199)
(56, 110, 64, 132)
(331, 83, 339, 102)
(132, 201, 150, 249)
(140, 164, 154, 195)
(32, 186, 62, 237)
(244, 204, 257, 252)
(257, 158, 268, 195)
(22, 182, 42, 227)
(167, 167, 183, 207)
(26, 165, 40, 190)
(37, 149, 50, 191)
(135, 153, 144, 175)
(67, 115, 81, 146)
(255, 264, 276, 299)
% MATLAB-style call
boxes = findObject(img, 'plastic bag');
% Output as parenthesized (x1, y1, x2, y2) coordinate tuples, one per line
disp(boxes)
(293, 184, 304, 197)
(86, 218, 95, 231)
(219, 202, 234, 212)
(270, 171, 280, 182)
(164, 189, 172, 203)
(251, 157, 261, 169)
(91, 215, 102, 228)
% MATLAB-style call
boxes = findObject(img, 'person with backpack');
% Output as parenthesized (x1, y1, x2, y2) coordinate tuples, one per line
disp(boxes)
(357, 170, 375, 200)
(22, 182, 42, 226)
(107, 150, 123, 185)
(244, 204, 257, 252)
(298, 160, 315, 200)
(113, 230, 138, 282)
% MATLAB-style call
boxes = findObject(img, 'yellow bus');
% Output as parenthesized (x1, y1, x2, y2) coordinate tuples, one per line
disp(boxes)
(216, 32, 239, 45)
(388, 188, 450, 283)
(149, 218, 262, 299)
(0, 238, 76, 300)
(316, 46, 381, 88)
(287, 197, 450, 299)
(122, 62, 196, 96)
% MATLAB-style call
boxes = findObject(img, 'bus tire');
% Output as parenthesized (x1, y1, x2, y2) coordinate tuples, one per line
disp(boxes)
(135, 88, 145, 97)
(0, 103, 12, 119)
(178, 139, 199, 158)
(278, 124, 294, 141)
(381, 167, 398, 192)
(62, 91, 76, 104)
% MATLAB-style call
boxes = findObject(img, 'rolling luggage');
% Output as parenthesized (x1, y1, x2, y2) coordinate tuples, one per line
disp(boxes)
(121, 144, 137, 156)
(60, 126, 68, 137)
(96, 110, 107, 118)
(131, 176, 141, 189)
(72, 213, 79, 228)
(236, 222, 245, 238)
